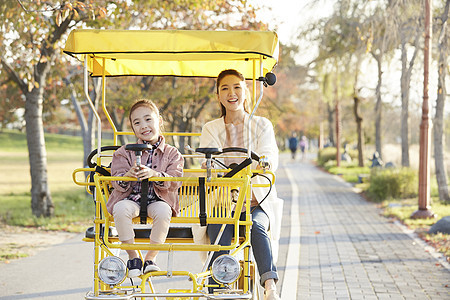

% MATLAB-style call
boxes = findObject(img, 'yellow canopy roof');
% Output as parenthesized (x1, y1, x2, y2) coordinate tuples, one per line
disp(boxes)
(63, 29, 279, 78)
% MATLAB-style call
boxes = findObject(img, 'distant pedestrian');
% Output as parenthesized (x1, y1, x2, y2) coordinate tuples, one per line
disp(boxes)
(299, 135, 308, 160)
(288, 133, 299, 159)
(370, 151, 383, 168)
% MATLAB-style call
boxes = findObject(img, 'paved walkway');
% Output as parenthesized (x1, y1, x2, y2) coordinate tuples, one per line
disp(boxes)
(1, 152, 449, 300)
(277, 153, 449, 299)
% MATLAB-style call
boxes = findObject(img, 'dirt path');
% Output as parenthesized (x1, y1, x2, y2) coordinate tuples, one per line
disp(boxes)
(0, 224, 77, 262)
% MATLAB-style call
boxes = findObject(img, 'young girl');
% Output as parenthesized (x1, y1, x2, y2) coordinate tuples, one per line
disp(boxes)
(199, 69, 282, 300)
(107, 99, 184, 278)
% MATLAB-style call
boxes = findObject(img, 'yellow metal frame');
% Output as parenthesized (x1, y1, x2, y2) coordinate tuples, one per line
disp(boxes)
(65, 29, 278, 299)
(82, 170, 269, 297)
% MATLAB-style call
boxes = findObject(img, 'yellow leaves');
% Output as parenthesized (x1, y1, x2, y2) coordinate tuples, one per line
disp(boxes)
(365, 40, 373, 54)
(27, 81, 40, 92)
(55, 3, 72, 27)
(55, 2, 90, 25)
(75, 2, 86, 11)
(55, 11, 62, 27)
(356, 26, 373, 54)
(98, 7, 107, 19)
(63, 8, 70, 20)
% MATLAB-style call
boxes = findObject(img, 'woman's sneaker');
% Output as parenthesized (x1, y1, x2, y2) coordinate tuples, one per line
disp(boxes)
(264, 289, 280, 300)
(143, 260, 160, 273)
(127, 257, 142, 278)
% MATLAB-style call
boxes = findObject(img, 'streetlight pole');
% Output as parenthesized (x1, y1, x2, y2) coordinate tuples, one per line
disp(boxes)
(412, 0, 436, 219)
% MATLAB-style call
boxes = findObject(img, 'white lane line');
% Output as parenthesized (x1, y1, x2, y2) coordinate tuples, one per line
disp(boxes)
(280, 165, 300, 300)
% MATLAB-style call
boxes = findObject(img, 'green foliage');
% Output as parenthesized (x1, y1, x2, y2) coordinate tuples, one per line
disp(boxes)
(318, 147, 337, 166)
(0, 190, 92, 232)
(367, 167, 417, 202)
(325, 162, 370, 183)
(0, 130, 92, 231)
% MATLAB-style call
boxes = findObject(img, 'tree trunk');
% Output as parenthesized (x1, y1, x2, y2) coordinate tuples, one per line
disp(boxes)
(65, 76, 101, 169)
(433, 0, 450, 202)
(319, 122, 324, 149)
(353, 95, 364, 167)
(110, 109, 129, 146)
(352, 57, 364, 167)
(373, 53, 383, 159)
(327, 102, 335, 146)
(334, 75, 341, 167)
(400, 41, 410, 167)
(25, 88, 54, 217)
(400, 29, 420, 167)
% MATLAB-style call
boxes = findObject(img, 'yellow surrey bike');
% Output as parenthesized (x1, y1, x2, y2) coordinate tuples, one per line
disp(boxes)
(63, 29, 279, 299)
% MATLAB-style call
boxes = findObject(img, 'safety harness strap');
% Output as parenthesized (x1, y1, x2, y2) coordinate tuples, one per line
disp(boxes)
(199, 177, 207, 226)
(140, 179, 149, 224)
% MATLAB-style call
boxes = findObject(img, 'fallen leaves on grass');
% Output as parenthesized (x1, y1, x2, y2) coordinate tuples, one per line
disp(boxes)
(415, 229, 450, 263)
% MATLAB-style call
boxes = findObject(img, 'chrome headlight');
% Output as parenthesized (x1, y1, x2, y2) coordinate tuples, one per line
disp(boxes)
(211, 255, 241, 284)
(98, 256, 127, 286)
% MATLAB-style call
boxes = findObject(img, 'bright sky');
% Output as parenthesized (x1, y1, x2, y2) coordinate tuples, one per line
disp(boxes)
(250, 0, 305, 43)
(250, 1, 437, 116)
(250, 0, 335, 64)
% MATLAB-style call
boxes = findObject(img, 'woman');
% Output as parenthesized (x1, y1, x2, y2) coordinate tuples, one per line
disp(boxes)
(199, 69, 282, 300)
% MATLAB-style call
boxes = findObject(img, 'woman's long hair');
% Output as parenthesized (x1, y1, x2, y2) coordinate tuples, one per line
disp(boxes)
(216, 69, 251, 117)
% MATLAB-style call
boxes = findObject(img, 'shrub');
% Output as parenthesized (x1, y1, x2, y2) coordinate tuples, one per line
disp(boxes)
(317, 147, 359, 167)
(367, 167, 417, 201)
(317, 147, 337, 166)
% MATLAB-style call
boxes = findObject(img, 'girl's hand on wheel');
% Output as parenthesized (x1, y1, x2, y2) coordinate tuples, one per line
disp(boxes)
(134, 165, 159, 180)
(201, 161, 215, 169)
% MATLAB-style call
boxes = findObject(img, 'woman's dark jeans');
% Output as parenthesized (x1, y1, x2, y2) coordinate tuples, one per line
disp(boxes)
(207, 206, 278, 291)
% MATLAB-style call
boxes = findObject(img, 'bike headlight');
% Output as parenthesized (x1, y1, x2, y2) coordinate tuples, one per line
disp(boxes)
(211, 255, 241, 284)
(98, 256, 127, 286)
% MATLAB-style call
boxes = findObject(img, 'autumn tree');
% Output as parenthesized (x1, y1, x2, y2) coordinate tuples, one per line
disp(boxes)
(397, 1, 422, 167)
(1, 1, 114, 217)
(0, 0, 272, 217)
(268, 43, 308, 142)
(310, 0, 368, 165)
(363, 1, 403, 160)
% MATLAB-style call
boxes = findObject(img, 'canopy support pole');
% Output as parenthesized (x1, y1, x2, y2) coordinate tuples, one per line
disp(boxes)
(247, 57, 264, 158)
(84, 56, 102, 166)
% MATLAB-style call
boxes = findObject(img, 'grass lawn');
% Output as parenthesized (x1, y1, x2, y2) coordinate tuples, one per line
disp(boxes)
(0, 130, 96, 232)
(324, 162, 371, 183)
